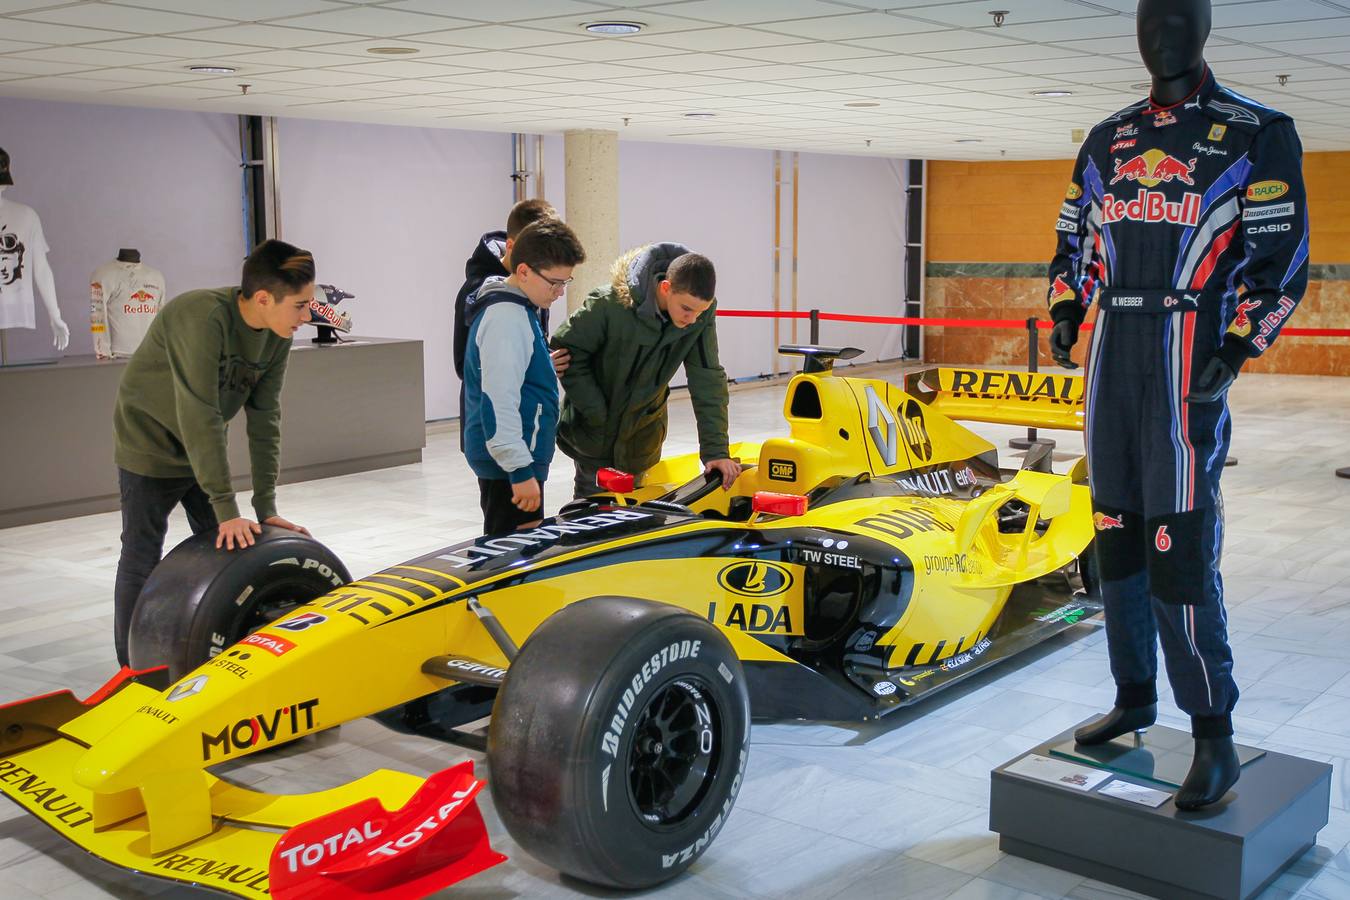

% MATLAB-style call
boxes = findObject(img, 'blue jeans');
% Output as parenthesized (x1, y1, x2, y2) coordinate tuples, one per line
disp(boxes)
(113, 468, 217, 666)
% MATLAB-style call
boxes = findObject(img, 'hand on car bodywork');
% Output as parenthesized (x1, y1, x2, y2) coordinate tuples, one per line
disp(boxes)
(217, 517, 262, 550)
(1049, 320, 1079, 369)
(704, 458, 743, 490)
(551, 347, 570, 377)
(1185, 355, 1237, 403)
(513, 477, 542, 512)
(264, 515, 311, 537)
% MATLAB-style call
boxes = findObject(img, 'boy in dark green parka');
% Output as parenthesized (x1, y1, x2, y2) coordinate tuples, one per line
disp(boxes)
(552, 243, 739, 497)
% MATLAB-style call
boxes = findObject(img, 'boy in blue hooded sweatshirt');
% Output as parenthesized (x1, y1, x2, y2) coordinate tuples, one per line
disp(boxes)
(463, 219, 586, 534)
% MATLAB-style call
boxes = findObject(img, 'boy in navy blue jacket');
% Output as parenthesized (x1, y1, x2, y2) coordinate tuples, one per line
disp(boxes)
(463, 219, 585, 534)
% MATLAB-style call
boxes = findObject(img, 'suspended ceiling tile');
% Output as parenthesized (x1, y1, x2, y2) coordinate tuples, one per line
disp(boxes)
(996, 54, 1139, 76)
(994, 16, 1137, 41)
(116, 0, 340, 21)
(177, 23, 348, 49)
(931, 42, 1074, 64)
(897, 0, 1116, 28)
(6, 45, 175, 66)
(327, 59, 482, 79)
(0, 18, 132, 44)
(644, 0, 852, 26)
(271, 6, 478, 38)
(619, 51, 768, 73)
(515, 10, 710, 37)
(13, 4, 232, 33)
(0, 56, 94, 76)
(850, 29, 1025, 54)
(387, 0, 606, 21)
(757, 11, 948, 41)
(220, 47, 373, 68)
(725, 41, 890, 64)
(525, 78, 637, 95)
(628, 28, 813, 52)
(394, 24, 563, 50)
(1218, 19, 1350, 44)
(240, 67, 392, 86)
(529, 36, 688, 61)
(1215, 1, 1349, 28)
(430, 69, 564, 87)
(0, 37, 47, 53)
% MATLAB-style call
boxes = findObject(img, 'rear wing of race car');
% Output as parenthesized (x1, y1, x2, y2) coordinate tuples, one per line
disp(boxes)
(905, 367, 1084, 433)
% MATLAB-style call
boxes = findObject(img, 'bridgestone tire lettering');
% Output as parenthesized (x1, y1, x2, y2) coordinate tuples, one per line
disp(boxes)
(488, 596, 750, 890)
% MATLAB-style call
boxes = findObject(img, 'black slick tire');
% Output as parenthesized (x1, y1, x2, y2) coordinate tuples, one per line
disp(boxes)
(488, 596, 750, 889)
(127, 525, 349, 680)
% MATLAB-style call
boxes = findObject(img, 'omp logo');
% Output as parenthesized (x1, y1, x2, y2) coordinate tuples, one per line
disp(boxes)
(717, 561, 793, 598)
(201, 698, 319, 760)
(768, 459, 797, 482)
(1247, 180, 1288, 201)
(864, 385, 898, 466)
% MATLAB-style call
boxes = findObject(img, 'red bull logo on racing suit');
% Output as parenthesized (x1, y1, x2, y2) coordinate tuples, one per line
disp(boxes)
(1093, 512, 1125, 531)
(1109, 150, 1197, 187)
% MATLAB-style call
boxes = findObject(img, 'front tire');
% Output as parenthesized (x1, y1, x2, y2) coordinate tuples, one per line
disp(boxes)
(127, 526, 349, 680)
(488, 596, 750, 889)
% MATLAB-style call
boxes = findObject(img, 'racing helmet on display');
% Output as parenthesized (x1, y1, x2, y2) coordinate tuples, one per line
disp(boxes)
(307, 283, 353, 332)
(0, 147, 13, 186)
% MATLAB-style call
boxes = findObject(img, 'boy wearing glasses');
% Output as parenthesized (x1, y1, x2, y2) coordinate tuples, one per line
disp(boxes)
(553, 243, 740, 498)
(463, 219, 586, 534)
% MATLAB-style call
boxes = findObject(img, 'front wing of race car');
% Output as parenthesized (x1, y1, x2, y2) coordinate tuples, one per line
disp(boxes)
(0, 668, 504, 899)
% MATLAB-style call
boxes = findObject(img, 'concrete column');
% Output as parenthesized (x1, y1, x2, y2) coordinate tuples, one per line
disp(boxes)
(563, 129, 620, 314)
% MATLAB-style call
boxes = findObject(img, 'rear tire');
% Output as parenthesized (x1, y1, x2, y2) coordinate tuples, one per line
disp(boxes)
(488, 596, 750, 889)
(127, 526, 349, 680)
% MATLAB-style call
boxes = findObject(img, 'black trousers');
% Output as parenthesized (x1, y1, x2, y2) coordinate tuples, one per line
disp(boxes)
(1085, 307, 1237, 737)
(113, 468, 218, 666)
(479, 478, 544, 535)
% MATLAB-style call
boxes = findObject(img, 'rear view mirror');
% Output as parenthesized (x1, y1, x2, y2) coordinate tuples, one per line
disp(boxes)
(597, 468, 635, 494)
(752, 492, 808, 517)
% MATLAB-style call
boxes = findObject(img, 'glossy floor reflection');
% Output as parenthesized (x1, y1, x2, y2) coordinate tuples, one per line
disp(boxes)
(2, 361, 1349, 899)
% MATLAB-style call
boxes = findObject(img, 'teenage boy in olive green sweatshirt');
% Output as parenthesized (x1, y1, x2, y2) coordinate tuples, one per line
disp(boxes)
(111, 239, 315, 666)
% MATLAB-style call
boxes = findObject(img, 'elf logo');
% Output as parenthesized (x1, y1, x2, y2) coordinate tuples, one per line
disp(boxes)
(201, 698, 319, 760)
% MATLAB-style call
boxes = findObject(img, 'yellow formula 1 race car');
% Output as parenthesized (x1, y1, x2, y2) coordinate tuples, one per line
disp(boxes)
(0, 346, 1099, 899)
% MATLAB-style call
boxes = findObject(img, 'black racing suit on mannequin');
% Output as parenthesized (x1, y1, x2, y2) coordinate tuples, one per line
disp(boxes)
(1048, 69, 1308, 738)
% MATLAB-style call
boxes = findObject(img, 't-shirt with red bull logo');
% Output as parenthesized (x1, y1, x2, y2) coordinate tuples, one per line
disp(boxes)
(1048, 67, 1308, 365)
(90, 258, 166, 357)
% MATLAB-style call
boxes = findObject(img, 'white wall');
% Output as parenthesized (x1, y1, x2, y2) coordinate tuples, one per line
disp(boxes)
(0, 96, 242, 363)
(618, 140, 777, 380)
(798, 153, 909, 364)
(277, 118, 511, 420)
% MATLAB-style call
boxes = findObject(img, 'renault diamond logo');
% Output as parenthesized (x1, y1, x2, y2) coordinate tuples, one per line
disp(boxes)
(167, 674, 208, 702)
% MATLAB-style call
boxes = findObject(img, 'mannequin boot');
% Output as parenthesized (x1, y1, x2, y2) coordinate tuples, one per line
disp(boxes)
(1174, 736, 1240, 810)
(1074, 703, 1157, 745)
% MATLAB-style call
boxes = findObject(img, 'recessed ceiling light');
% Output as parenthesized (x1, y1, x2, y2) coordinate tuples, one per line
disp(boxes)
(585, 21, 643, 35)
(1032, 89, 1073, 98)
(367, 46, 419, 55)
(955, 138, 982, 144)
(684, 112, 716, 119)
(187, 65, 236, 74)
(844, 101, 880, 108)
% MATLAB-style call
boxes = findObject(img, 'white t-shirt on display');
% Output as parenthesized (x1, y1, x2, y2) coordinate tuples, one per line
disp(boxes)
(90, 259, 166, 357)
(0, 200, 49, 330)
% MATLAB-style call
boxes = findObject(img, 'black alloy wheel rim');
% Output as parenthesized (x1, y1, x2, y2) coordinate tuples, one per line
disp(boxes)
(628, 677, 721, 828)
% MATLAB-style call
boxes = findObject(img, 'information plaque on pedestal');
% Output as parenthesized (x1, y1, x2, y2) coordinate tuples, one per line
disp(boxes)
(989, 720, 1330, 900)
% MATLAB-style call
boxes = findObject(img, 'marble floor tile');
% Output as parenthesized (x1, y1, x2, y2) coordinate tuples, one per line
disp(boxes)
(3, 364, 1350, 899)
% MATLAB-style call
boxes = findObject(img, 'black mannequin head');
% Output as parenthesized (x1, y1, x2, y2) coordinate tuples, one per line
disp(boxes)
(117, 248, 141, 263)
(1137, 0, 1211, 106)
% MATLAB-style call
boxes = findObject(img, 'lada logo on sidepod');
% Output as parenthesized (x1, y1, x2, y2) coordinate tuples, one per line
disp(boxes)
(717, 561, 793, 598)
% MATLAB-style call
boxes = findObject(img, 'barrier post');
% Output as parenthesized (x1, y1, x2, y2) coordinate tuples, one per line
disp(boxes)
(1009, 317, 1052, 452)
(809, 308, 820, 345)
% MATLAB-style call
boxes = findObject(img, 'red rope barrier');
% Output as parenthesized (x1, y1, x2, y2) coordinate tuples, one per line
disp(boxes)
(716, 308, 1350, 338)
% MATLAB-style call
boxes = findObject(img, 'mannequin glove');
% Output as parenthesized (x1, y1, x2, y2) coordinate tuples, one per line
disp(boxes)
(1049, 319, 1079, 369)
(1186, 355, 1237, 403)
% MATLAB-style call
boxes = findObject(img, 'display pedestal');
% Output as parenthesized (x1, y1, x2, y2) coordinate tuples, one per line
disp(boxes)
(990, 720, 1330, 900)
